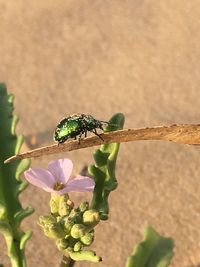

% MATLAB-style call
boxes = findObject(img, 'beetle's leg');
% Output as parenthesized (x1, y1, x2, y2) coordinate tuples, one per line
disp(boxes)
(78, 133, 83, 144)
(58, 137, 66, 145)
(74, 136, 77, 140)
(92, 129, 104, 141)
(99, 124, 104, 131)
(84, 130, 87, 138)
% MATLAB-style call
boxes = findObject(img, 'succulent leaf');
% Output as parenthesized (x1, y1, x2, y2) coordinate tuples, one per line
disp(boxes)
(0, 83, 34, 267)
(20, 231, 33, 250)
(88, 113, 125, 220)
(125, 225, 174, 267)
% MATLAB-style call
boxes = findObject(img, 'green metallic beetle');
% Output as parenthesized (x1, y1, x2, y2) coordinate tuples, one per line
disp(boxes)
(54, 114, 107, 144)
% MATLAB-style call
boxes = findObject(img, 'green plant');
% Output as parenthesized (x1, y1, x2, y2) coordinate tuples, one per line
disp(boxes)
(0, 84, 34, 267)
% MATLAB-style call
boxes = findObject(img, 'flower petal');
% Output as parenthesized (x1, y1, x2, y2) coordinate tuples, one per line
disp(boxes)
(48, 159, 73, 184)
(64, 175, 95, 193)
(24, 168, 55, 191)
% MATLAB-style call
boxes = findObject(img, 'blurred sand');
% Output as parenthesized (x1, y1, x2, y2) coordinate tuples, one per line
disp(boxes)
(1, 1, 200, 266)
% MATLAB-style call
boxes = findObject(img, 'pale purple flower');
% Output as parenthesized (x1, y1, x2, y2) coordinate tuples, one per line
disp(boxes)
(24, 159, 95, 195)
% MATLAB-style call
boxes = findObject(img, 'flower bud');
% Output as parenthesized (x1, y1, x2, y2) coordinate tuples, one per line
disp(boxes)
(38, 215, 66, 239)
(73, 241, 83, 252)
(68, 209, 82, 224)
(59, 202, 71, 217)
(70, 224, 87, 239)
(47, 224, 66, 239)
(63, 219, 74, 234)
(80, 231, 94, 246)
(58, 195, 73, 217)
(78, 201, 89, 213)
(69, 250, 102, 262)
(38, 215, 56, 227)
(56, 216, 62, 223)
(49, 195, 60, 215)
(56, 238, 69, 250)
(82, 210, 100, 227)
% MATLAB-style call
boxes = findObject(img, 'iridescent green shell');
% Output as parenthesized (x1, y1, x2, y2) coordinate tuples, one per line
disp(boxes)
(54, 114, 105, 144)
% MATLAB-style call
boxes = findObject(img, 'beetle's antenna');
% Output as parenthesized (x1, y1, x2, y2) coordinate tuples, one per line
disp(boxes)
(100, 120, 109, 124)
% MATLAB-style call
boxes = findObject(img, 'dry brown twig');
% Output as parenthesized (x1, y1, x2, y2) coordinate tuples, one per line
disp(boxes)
(4, 124, 200, 164)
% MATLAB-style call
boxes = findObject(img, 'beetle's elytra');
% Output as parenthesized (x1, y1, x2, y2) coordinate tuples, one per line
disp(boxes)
(54, 114, 106, 144)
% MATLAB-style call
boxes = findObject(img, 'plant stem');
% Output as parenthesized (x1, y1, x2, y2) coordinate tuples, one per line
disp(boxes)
(4, 234, 26, 267)
(59, 255, 75, 267)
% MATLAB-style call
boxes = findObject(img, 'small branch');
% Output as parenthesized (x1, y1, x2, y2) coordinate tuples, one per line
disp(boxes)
(4, 124, 200, 164)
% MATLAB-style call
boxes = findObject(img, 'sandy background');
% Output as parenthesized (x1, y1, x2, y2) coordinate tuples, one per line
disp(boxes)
(1, 1, 200, 266)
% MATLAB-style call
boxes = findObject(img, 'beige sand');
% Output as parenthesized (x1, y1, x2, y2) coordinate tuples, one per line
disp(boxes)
(0, 1, 200, 266)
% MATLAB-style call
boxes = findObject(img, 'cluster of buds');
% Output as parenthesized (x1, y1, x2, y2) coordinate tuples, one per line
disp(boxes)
(38, 194, 102, 262)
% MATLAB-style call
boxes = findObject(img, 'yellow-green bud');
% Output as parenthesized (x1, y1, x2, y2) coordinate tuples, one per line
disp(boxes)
(59, 202, 71, 217)
(38, 215, 56, 227)
(56, 238, 69, 250)
(73, 241, 83, 252)
(49, 195, 60, 215)
(68, 209, 82, 224)
(39, 218, 66, 239)
(47, 224, 66, 239)
(56, 216, 62, 222)
(63, 218, 74, 234)
(82, 210, 100, 227)
(69, 250, 102, 262)
(78, 202, 89, 213)
(59, 195, 74, 207)
(80, 231, 94, 246)
(58, 195, 73, 217)
(71, 224, 87, 239)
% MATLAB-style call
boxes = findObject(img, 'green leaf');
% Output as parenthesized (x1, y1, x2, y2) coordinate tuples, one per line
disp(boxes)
(0, 83, 34, 267)
(14, 206, 34, 225)
(89, 113, 125, 220)
(125, 225, 174, 267)
(20, 231, 33, 250)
